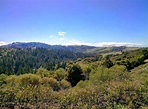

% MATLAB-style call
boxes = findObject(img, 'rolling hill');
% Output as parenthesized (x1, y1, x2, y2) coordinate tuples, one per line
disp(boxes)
(0, 42, 139, 54)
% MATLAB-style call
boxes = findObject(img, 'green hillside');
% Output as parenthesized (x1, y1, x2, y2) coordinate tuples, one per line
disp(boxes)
(0, 48, 85, 75)
(0, 47, 148, 108)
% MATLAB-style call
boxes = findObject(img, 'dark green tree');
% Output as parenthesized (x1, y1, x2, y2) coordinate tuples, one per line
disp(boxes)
(67, 64, 84, 86)
(102, 57, 113, 68)
(142, 48, 148, 59)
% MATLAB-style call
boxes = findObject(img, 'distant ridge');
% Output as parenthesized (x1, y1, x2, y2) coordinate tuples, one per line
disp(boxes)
(0, 42, 140, 54)
(1, 42, 51, 48)
(0, 42, 97, 53)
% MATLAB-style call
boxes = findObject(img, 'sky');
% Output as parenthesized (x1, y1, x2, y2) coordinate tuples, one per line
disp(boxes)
(0, 0, 148, 47)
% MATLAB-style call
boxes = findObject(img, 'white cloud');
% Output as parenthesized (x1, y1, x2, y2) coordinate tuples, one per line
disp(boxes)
(63, 40, 143, 47)
(58, 32, 66, 37)
(67, 40, 92, 46)
(57, 31, 67, 41)
(0, 41, 8, 46)
(59, 37, 66, 41)
(94, 42, 142, 47)
(49, 35, 54, 38)
(48, 32, 144, 47)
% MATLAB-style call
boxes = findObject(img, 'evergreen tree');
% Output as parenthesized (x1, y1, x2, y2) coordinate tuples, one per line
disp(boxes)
(67, 64, 84, 86)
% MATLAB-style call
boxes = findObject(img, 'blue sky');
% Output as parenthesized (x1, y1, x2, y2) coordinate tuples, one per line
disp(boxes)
(0, 0, 147, 46)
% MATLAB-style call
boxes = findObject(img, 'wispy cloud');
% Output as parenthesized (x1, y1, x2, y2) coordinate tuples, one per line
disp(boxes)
(49, 35, 54, 38)
(58, 32, 66, 37)
(64, 40, 143, 47)
(94, 42, 143, 47)
(48, 32, 144, 47)
(57, 31, 67, 41)
(66, 40, 92, 46)
(59, 37, 66, 41)
(0, 41, 8, 46)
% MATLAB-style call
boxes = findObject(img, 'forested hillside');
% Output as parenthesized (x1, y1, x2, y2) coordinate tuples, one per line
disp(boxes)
(0, 47, 148, 108)
(0, 48, 85, 75)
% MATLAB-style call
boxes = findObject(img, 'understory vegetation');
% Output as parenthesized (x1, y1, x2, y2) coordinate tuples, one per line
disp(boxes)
(0, 47, 148, 108)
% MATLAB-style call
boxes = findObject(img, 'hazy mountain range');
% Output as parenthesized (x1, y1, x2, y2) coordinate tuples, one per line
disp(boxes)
(0, 42, 140, 54)
(0, 42, 96, 52)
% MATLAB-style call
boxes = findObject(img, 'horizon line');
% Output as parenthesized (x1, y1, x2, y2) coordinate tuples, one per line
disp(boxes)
(0, 41, 147, 47)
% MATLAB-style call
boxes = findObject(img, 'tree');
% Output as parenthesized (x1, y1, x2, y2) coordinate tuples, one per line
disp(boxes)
(19, 74, 41, 87)
(36, 68, 50, 78)
(47, 77, 60, 91)
(60, 79, 71, 89)
(54, 68, 67, 81)
(142, 48, 148, 59)
(67, 64, 84, 86)
(102, 57, 113, 68)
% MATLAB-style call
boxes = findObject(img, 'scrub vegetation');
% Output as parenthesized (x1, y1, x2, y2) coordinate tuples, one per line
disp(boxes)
(0, 47, 148, 109)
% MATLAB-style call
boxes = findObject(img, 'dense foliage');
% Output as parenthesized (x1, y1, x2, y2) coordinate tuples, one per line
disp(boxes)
(0, 47, 148, 108)
(112, 48, 148, 70)
(0, 48, 85, 75)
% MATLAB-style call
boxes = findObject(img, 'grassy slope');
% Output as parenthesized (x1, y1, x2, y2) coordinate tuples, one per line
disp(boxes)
(85, 47, 139, 57)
